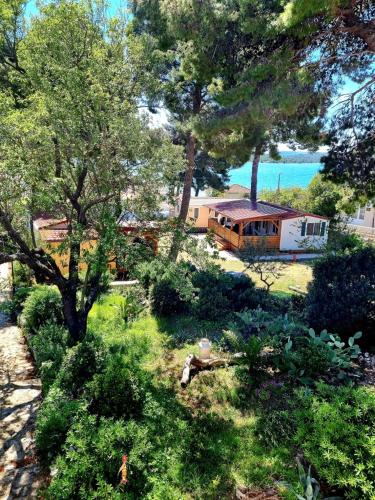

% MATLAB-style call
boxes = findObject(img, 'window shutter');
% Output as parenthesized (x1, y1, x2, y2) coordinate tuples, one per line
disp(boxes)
(320, 221, 326, 236)
(301, 221, 306, 236)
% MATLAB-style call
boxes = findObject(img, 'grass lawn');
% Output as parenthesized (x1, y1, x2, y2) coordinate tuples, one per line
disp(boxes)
(216, 258, 314, 295)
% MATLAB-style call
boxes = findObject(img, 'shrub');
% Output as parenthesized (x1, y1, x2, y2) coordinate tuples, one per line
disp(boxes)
(150, 278, 188, 315)
(12, 261, 33, 287)
(36, 386, 84, 460)
(46, 415, 151, 499)
(0, 286, 33, 319)
(22, 285, 64, 336)
(306, 247, 375, 343)
(191, 268, 259, 320)
(85, 353, 145, 419)
(137, 259, 195, 316)
(274, 329, 362, 384)
(56, 333, 107, 397)
(327, 228, 365, 252)
(294, 383, 375, 499)
(30, 323, 69, 392)
(231, 308, 308, 343)
(121, 285, 148, 322)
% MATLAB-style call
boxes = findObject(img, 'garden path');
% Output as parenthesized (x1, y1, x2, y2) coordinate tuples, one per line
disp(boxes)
(0, 289, 42, 498)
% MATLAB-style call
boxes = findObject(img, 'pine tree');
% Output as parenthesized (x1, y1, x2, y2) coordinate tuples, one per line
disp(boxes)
(130, 0, 238, 257)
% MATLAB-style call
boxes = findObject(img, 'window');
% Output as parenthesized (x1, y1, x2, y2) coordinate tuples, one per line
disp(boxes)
(302, 221, 326, 237)
(193, 207, 199, 219)
(358, 206, 365, 220)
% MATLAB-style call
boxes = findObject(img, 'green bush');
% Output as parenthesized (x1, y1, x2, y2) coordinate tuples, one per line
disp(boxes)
(36, 386, 84, 460)
(274, 329, 362, 385)
(294, 383, 375, 499)
(0, 286, 33, 319)
(46, 415, 151, 499)
(191, 268, 259, 320)
(12, 261, 33, 287)
(85, 353, 145, 419)
(30, 323, 69, 392)
(150, 278, 188, 315)
(137, 259, 195, 316)
(121, 285, 148, 322)
(56, 333, 107, 397)
(327, 229, 365, 252)
(22, 285, 64, 336)
(306, 247, 375, 343)
(231, 308, 308, 343)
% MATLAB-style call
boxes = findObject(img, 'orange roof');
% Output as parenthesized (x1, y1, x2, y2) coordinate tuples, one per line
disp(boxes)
(39, 227, 98, 243)
(39, 229, 68, 242)
(34, 215, 67, 230)
(204, 199, 328, 222)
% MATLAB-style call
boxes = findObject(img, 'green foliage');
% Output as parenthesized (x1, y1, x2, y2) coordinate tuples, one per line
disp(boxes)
(21, 285, 64, 336)
(46, 414, 151, 500)
(56, 333, 107, 398)
(137, 259, 262, 319)
(260, 186, 308, 211)
(0, 286, 33, 318)
(290, 459, 324, 500)
(260, 174, 355, 220)
(277, 329, 362, 385)
(326, 229, 365, 253)
(226, 329, 263, 375)
(150, 278, 188, 316)
(136, 258, 195, 316)
(294, 383, 375, 499)
(30, 323, 69, 392)
(36, 386, 84, 461)
(191, 267, 259, 320)
(85, 353, 145, 419)
(121, 286, 148, 323)
(12, 262, 33, 287)
(306, 247, 375, 342)
(233, 308, 308, 342)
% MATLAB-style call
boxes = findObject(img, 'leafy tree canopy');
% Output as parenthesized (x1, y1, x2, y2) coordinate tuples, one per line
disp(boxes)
(260, 174, 356, 219)
(0, 0, 183, 340)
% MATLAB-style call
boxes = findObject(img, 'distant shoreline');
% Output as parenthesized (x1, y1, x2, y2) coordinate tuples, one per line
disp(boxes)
(261, 152, 324, 164)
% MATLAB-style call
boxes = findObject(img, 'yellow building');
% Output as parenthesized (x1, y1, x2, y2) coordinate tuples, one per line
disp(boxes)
(34, 215, 158, 275)
(187, 197, 238, 230)
(34, 216, 111, 274)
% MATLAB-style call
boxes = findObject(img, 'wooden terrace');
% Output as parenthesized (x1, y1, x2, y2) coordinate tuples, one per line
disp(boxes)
(205, 199, 301, 251)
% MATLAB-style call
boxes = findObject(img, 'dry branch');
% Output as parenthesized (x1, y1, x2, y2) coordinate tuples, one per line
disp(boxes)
(180, 352, 245, 388)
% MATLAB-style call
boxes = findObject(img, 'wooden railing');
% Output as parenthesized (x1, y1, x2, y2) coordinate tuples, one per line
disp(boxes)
(208, 218, 280, 250)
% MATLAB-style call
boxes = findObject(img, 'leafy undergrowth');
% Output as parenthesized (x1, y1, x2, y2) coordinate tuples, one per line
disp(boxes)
(86, 307, 298, 499)
(37, 293, 373, 499)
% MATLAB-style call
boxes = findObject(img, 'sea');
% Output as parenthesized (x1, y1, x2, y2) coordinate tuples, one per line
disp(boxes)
(229, 162, 321, 191)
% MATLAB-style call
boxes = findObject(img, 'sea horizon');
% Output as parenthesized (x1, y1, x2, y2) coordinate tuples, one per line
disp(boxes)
(229, 162, 322, 192)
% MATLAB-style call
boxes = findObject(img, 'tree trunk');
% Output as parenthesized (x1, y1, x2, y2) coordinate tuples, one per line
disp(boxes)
(178, 132, 196, 222)
(250, 144, 262, 202)
(168, 85, 201, 261)
(61, 291, 87, 342)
